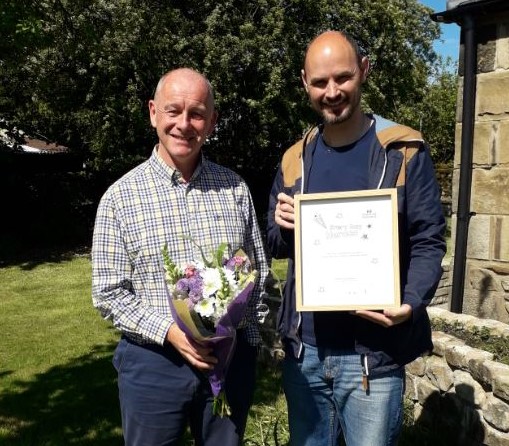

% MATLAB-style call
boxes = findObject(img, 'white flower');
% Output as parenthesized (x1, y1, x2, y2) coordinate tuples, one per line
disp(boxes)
(202, 267, 222, 297)
(215, 299, 228, 317)
(222, 267, 236, 288)
(195, 296, 216, 318)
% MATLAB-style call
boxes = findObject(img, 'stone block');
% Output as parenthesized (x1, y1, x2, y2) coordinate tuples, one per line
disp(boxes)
(453, 121, 496, 166)
(481, 361, 509, 399)
(412, 402, 422, 424)
(467, 215, 492, 260)
(483, 394, 509, 432)
(454, 369, 487, 407)
(406, 356, 426, 377)
(468, 350, 496, 385)
(473, 121, 496, 166)
(472, 168, 509, 215)
(496, 24, 509, 70)
(405, 373, 418, 401)
(477, 22, 498, 73)
(462, 287, 509, 323)
(428, 306, 463, 324)
(425, 355, 455, 392)
(491, 216, 509, 261)
(496, 120, 509, 164)
(492, 365, 509, 404)
(416, 376, 440, 406)
(479, 318, 509, 337)
(481, 417, 509, 446)
(468, 266, 503, 292)
(451, 172, 459, 214)
(454, 123, 462, 168)
(476, 71, 509, 116)
(431, 331, 464, 357)
(456, 77, 464, 122)
(445, 343, 479, 369)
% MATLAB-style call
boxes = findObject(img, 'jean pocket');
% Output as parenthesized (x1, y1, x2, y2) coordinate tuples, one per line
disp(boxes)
(112, 338, 130, 372)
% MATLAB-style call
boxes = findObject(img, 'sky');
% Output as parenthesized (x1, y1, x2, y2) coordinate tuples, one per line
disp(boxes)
(419, 0, 461, 63)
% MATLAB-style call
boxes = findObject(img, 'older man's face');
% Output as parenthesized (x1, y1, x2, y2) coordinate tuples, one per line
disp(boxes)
(149, 71, 217, 171)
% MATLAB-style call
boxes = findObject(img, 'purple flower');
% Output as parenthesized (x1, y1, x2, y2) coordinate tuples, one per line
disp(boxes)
(175, 278, 189, 293)
(188, 276, 204, 303)
(225, 255, 250, 272)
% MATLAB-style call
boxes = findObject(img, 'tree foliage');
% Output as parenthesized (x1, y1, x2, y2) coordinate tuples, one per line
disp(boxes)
(1, 0, 455, 211)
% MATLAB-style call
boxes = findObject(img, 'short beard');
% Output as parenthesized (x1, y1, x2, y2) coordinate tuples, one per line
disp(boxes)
(320, 106, 353, 125)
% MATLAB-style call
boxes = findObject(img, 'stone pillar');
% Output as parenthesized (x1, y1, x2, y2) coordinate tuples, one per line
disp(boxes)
(453, 12, 509, 322)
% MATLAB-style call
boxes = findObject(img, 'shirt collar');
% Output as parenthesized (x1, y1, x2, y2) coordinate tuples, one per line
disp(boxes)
(150, 145, 205, 185)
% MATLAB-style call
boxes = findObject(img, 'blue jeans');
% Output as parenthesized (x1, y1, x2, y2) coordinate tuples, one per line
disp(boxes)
(283, 343, 405, 446)
(114, 332, 257, 446)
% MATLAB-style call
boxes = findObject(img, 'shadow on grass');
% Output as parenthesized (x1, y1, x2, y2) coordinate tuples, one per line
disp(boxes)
(252, 361, 284, 406)
(0, 239, 91, 270)
(0, 342, 123, 446)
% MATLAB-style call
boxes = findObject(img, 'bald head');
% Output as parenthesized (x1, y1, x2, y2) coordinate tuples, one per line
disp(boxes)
(304, 31, 363, 73)
(154, 68, 215, 110)
(301, 30, 369, 129)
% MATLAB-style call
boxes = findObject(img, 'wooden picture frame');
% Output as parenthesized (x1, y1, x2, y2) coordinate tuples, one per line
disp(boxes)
(294, 189, 400, 311)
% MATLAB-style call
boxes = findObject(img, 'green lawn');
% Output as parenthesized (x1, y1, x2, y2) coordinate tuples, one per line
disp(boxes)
(0, 252, 447, 445)
(0, 254, 122, 445)
(0, 253, 290, 445)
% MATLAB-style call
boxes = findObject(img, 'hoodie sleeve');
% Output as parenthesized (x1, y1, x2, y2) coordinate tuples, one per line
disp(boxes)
(402, 143, 447, 321)
(267, 164, 295, 260)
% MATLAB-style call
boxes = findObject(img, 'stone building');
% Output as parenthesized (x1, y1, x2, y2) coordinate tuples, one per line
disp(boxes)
(433, 0, 509, 323)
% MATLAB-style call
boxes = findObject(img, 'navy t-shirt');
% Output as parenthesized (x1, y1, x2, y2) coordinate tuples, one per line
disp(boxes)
(300, 124, 375, 349)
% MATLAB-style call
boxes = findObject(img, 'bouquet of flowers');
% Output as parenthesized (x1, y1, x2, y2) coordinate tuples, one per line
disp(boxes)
(162, 241, 258, 417)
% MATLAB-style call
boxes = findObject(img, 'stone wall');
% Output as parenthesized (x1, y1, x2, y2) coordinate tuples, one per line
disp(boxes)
(452, 12, 509, 323)
(406, 307, 509, 446)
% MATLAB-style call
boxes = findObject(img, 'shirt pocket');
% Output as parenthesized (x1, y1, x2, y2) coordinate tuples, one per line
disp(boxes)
(190, 206, 245, 257)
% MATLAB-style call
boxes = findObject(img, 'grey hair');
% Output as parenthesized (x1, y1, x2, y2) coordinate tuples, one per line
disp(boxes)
(153, 68, 215, 108)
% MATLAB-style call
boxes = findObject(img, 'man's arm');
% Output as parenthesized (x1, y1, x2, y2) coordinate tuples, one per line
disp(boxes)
(356, 143, 446, 327)
(400, 143, 446, 319)
(267, 167, 296, 259)
(239, 181, 270, 332)
(91, 192, 173, 345)
(91, 191, 217, 370)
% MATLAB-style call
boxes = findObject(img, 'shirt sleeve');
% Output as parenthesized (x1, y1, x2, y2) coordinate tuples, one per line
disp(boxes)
(91, 191, 173, 346)
(238, 181, 269, 345)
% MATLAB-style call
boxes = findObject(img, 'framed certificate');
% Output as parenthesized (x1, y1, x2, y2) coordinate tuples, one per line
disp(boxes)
(294, 189, 400, 311)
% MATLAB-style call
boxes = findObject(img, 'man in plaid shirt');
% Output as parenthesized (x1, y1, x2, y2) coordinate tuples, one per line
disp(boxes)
(92, 68, 268, 446)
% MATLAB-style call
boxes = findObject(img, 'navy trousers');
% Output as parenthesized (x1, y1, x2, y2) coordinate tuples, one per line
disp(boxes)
(113, 331, 257, 446)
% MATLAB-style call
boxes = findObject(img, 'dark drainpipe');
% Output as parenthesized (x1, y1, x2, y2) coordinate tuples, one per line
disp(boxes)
(450, 13, 477, 314)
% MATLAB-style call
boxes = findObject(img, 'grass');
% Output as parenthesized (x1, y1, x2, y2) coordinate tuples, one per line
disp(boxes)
(0, 253, 122, 445)
(0, 251, 289, 445)
(0, 250, 452, 445)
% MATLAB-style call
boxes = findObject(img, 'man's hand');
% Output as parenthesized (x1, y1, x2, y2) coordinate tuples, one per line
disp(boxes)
(354, 304, 412, 328)
(166, 323, 217, 371)
(275, 192, 295, 230)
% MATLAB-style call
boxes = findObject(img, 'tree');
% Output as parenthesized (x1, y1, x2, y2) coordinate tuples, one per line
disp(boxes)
(1, 0, 443, 214)
(421, 58, 458, 165)
(390, 56, 458, 163)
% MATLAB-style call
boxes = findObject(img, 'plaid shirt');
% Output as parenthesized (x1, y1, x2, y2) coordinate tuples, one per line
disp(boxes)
(92, 148, 269, 347)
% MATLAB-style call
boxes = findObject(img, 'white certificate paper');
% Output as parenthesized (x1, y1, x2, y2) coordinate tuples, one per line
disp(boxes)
(294, 189, 400, 311)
